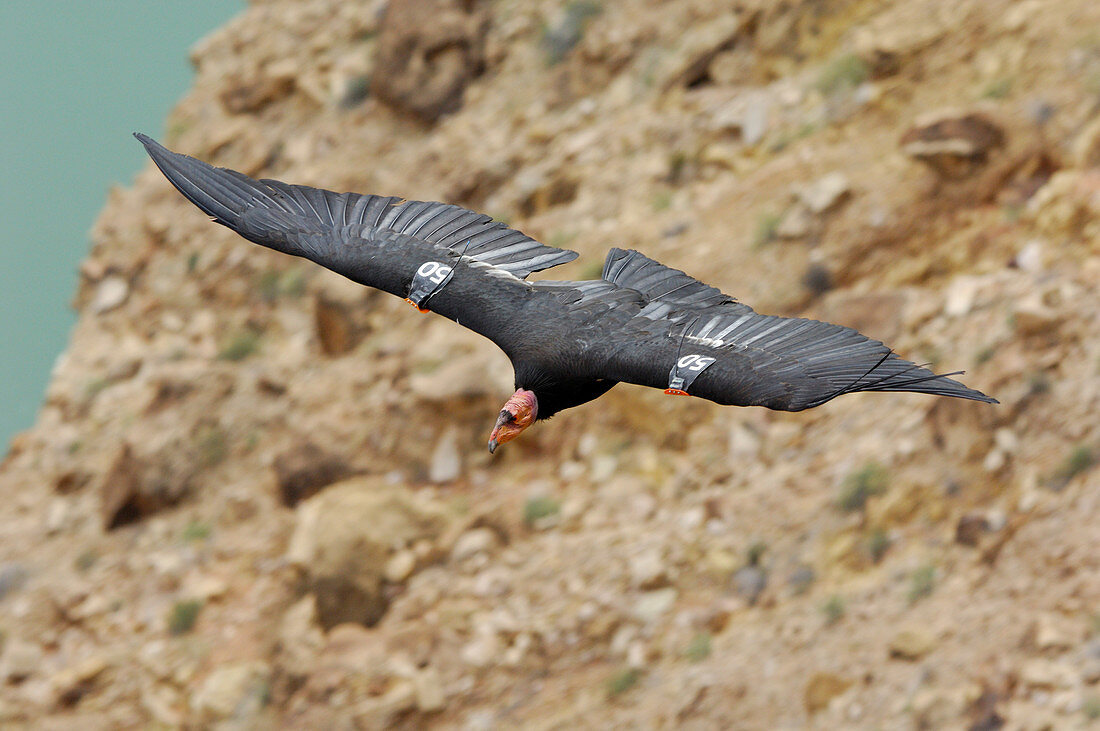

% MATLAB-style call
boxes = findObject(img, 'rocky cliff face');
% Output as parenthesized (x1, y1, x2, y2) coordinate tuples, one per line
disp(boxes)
(2, 0, 1099, 727)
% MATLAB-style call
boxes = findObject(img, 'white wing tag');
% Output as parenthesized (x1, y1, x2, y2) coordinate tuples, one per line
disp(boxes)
(405, 260, 455, 312)
(665, 353, 716, 396)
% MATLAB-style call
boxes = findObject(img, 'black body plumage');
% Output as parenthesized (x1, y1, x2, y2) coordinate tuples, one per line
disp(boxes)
(136, 134, 996, 420)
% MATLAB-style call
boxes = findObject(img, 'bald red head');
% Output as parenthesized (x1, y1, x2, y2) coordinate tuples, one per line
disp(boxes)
(488, 389, 538, 453)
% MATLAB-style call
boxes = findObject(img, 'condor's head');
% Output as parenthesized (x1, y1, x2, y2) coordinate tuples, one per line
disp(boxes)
(487, 389, 538, 453)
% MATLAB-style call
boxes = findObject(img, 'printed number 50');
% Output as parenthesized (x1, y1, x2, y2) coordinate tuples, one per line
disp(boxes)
(417, 261, 452, 284)
(677, 354, 715, 371)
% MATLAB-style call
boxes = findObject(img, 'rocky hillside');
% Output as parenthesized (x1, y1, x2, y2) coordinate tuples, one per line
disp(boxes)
(2, 0, 1099, 727)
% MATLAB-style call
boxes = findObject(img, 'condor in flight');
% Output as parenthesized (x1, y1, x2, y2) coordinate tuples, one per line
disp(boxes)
(136, 134, 996, 453)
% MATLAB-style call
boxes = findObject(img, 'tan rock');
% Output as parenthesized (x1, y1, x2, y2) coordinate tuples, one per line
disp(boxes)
(1, 639, 43, 682)
(384, 550, 418, 583)
(901, 110, 1005, 177)
(51, 656, 109, 707)
(371, 0, 488, 121)
(191, 661, 272, 722)
(889, 628, 936, 660)
(804, 672, 852, 714)
(287, 478, 451, 628)
(414, 667, 446, 713)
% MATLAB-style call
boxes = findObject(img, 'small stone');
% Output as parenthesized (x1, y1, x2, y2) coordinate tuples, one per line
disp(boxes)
(191, 661, 272, 721)
(461, 631, 502, 668)
(0, 563, 28, 600)
(1015, 241, 1044, 273)
(632, 587, 678, 624)
(51, 655, 109, 706)
(1012, 298, 1060, 338)
(889, 628, 936, 660)
(741, 97, 770, 146)
(626, 641, 647, 670)
(97, 443, 146, 530)
(273, 442, 352, 507)
(428, 428, 461, 483)
(732, 565, 767, 606)
(1020, 658, 1076, 689)
(775, 204, 813, 239)
(804, 672, 853, 714)
(901, 110, 1005, 177)
(993, 428, 1019, 454)
(955, 514, 990, 547)
(799, 172, 851, 215)
(1034, 613, 1079, 651)
(414, 667, 445, 712)
(629, 548, 669, 590)
(1, 638, 43, 681)
(90, 276, 129, 314)
(1072, 115, 1100, 168)
(451, 528, 498, 562)
(944, 275, 983, 317)
(704, 548, 737, 577)
(384, 550, 417, 583)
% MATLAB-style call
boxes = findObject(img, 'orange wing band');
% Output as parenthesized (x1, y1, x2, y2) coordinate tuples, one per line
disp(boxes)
(404, 298, 430, 314)
(664, 388, 689, 396)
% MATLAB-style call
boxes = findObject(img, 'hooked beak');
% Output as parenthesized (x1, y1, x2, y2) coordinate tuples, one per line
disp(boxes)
(487, 389, 538, 454)
(487, 410, 511, 454)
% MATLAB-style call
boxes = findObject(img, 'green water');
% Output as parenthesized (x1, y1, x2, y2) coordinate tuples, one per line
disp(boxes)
(0, 2, 241, 451)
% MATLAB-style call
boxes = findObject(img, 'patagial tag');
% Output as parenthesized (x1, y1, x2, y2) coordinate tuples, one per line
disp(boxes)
(665, 353, 716, 395)
(405, 260, 455, 312)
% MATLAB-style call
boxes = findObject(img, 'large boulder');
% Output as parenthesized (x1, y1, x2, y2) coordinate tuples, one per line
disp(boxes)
(371, 0, 489, 122)
(287, 478, 452, 629)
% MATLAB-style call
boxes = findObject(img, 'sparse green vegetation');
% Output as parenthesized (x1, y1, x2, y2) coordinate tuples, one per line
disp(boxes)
(548, 230, 577, 250)
(339, 75, 371, 109)
(769, 121, 821, 152)
(867, 528, 891, 563)
(822, 594, 845, 625)
(684, 632, 712, 662)
(908, 564, 936, 604)
(74, 550, 98, 573)
(974, 345, 996, 365)
(167, 599, 203, 636)
(84, 377, 111, 398)
(746, 541, 767, 567)
(1084, 695, 1100, 721)
(651, 189, 673, 212)
(257, 268, 307, 302)
(542, 1, 603, 66)
(1027, 371, 1051, 396)
(751, 211, 782, 249)
(836, 462, 889, 512)
(981, 77, 1013, 99)
(524, 496, 561, 526)
(182, 520, 212, 542)
(195, 425, 229, 467)
(816, 53, 869, 95)
(218, 328, 261, 361)
(667, 150, 690, 183)
(186, 252, 200, 273)
(606, 667, 640, 697)
(1050, 444, 1095, 489)
(579, 259, 606, 280)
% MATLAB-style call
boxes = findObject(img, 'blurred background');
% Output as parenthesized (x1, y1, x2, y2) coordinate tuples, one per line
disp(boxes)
(1, 1, 1098, 728)
(0, 1, 240, 448)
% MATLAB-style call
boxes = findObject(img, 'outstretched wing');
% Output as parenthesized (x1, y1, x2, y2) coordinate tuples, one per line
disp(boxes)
(136, 134, 579, 355)
(589, 249, 997, 411)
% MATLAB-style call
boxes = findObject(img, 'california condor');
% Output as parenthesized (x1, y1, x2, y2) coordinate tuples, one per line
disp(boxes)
(136, 134, 996, 453)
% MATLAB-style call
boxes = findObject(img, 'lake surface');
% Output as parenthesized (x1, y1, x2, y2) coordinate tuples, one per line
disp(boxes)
(0, 1, 242, 451)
